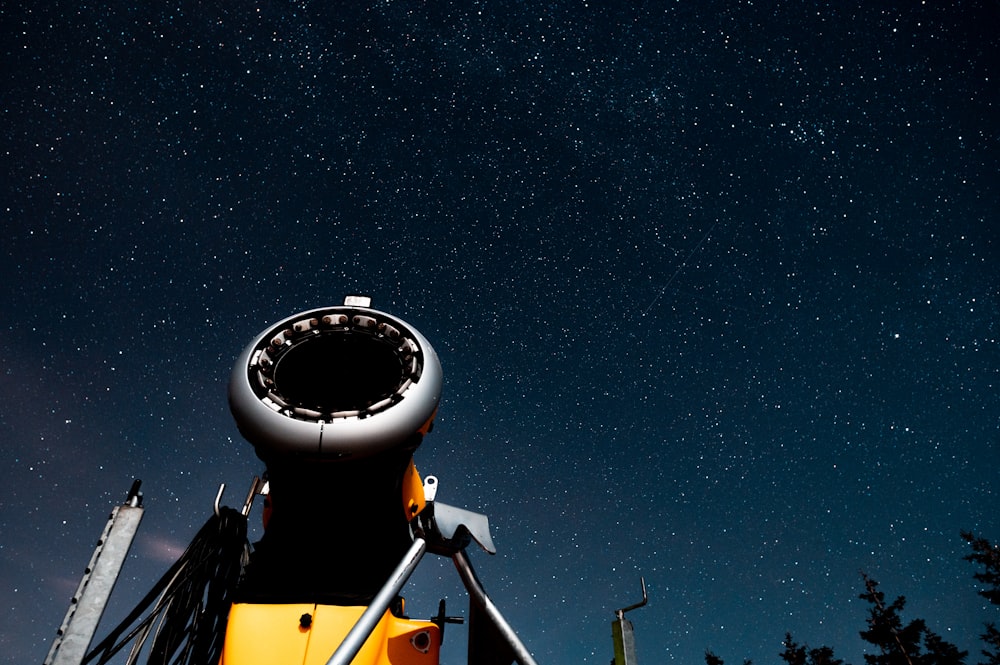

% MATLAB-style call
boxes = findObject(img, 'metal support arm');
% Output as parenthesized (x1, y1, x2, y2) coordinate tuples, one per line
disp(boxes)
(325, 537, 428, 665)
(453, 550, 539, 665)
(325, 491, 539, 665)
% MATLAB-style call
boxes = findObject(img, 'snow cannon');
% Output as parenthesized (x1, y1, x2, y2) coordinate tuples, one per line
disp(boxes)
(225, 295, 443, 609)
(228, 295, 442, 463)
(47, 296, 540, 665)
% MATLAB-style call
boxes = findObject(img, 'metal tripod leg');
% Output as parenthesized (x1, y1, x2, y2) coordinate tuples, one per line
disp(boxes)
(325, 537, 428, 665)
(452, 549, 539, 665)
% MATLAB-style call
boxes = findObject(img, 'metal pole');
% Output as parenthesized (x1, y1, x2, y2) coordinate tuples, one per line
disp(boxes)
(326, 537, 428, 665)
(452, 550, 539, 665)
(611, 576, 648, 665)
(45, 482, 144, 665)
(612, 615, 638, 665)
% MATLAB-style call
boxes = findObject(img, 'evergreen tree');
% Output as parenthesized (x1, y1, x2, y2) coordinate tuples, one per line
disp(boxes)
(923, 630, 971, 665)
(809, 645, 845, 665)
(962, 532, 1000, 606)
(705, 650, 725, 665)
(860, 574, 924, 665)
(976, 625, 1000, 665)
(781, 634, 808, 665)
(782, 632, 844, 665)
(859, 573, 966, 665)
(962, 532, 1000, 665)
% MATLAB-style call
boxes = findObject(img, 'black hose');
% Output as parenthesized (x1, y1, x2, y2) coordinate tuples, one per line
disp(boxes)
(84, 507, 249, 665)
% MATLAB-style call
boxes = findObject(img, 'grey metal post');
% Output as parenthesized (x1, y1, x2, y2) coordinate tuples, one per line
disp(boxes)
(326, 537, 428, 665)
(612, 616, 638, 665)
(611, 577, 648, 665)
(452, 549, 539, 665)
(45, 482, 144, 665)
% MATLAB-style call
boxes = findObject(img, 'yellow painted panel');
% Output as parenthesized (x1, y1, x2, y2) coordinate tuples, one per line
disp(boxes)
(220, 603, 441, 665)
(401, 459, 426, 520)
(220, 603, 314, 664)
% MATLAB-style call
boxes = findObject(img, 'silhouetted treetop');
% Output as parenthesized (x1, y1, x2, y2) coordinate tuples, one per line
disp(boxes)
(963, 532, 1000, 606)
(702, 535, 996, 665)
(859, 573, 966, 665)
(782, 632, 844, 665)
(706, 650, 725, 665)
(782, 634, 808, 665)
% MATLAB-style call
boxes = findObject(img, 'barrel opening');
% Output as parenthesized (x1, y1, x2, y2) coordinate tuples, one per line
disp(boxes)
(272, 333, 402, 412)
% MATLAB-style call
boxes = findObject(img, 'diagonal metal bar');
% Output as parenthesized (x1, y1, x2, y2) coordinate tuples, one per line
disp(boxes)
(452, 550, 539, 665)
(326, 537, 428, 665)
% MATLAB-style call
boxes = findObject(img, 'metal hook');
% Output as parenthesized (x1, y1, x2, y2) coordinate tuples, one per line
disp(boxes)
(214, 483, 226, 518)
(615, 577, 648, 618)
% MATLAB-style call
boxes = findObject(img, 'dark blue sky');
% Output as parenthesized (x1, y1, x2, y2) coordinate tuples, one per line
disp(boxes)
(3, 1, 998, 663)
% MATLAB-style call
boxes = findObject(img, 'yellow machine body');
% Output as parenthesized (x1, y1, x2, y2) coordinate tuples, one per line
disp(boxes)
(401, 458, 428, 520)
(219, 603, 440, 665)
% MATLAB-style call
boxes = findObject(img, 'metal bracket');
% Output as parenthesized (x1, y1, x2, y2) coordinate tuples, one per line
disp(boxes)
(430, 598, 464, 642)
(408, 496, 534, 664)
(423, 474, 439, 502)
(214, 475, 268, 517)
(413, 501, 496, 555)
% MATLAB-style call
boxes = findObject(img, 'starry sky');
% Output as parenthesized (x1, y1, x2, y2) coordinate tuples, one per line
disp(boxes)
(2, 1, 998, 663)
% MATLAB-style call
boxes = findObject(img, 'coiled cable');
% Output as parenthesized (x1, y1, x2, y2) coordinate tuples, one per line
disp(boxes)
(83, 507, 249, 665)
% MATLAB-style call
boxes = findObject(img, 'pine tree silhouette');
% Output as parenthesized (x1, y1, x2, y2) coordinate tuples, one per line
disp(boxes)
(781, 634, 809, 665)
(809, 645, 845, 665)
(858, 573, 967, 665)
(962, 532, 1000, 665)
(963, 533, 1000, 606)
(706, 650, 726, 665)
(702, 535, 998, 665)
(782, 632, 844, 665)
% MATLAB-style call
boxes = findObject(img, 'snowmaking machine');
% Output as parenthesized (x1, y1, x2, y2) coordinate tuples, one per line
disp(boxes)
(45, 296, 538, 665)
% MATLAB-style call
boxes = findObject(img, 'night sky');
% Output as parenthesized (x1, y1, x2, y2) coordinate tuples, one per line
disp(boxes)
(3, 1, 998, 663)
